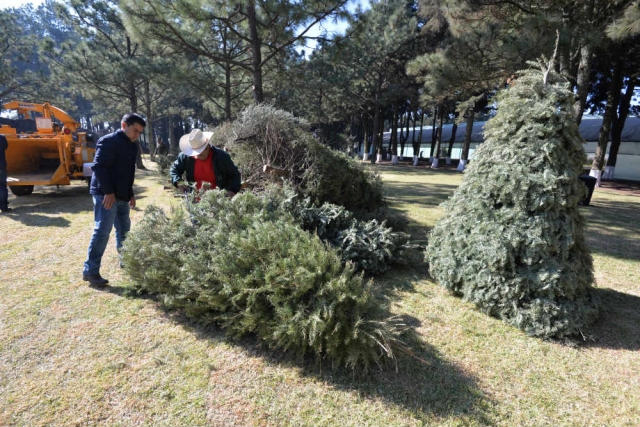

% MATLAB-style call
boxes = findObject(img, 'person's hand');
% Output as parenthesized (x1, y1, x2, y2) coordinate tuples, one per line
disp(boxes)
(129, 195, 136, 209)
(177, 183, 189, 193)
(102, 193, 116, 209)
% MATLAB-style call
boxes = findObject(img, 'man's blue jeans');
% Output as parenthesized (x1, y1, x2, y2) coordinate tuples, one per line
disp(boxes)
(83, 195, 131, 275)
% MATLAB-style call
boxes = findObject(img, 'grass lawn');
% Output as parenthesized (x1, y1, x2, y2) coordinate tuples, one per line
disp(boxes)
(1, 159, 638, 427)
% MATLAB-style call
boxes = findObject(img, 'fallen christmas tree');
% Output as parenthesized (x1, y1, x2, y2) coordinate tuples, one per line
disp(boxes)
(426, 60, 599, 339)
(122, 189, 407, 369)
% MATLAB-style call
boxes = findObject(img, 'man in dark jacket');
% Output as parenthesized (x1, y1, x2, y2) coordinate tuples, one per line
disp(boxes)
(0, 134, 10, 213)
(82, 113, 146, 286)
(170, 129, 241, 196)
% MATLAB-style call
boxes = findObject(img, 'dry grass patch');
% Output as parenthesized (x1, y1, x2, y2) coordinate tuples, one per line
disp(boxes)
(378, 165, 640, 426)
(1, 161, 638, 426)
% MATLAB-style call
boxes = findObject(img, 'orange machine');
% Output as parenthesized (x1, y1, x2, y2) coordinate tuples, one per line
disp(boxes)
(1, 101, 95, 195)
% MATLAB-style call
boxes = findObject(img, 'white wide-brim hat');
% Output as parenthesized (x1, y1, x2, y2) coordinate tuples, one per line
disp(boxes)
(179, 129, 214, 156)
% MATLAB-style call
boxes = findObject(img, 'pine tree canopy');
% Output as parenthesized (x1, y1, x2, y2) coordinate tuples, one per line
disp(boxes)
(426, 61, 600, 339)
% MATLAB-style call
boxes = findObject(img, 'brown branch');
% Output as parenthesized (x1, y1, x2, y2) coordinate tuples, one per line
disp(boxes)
(262, 165, 289, 177)
(234, 134, 257, 142)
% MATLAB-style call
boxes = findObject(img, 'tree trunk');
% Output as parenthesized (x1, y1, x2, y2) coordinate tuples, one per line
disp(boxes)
(362, 114, 370, 162)
(458, 107, 475, 172)
(126, 74, 146, 170)
(247, 0, 264, 104)
(557, 2, 594, 125)
(413, 110, 424, 166)
(446, 121, 458, 164)
(170, 115, 180, 153)
(400, 107, 410, 160)
(144, 80, 156, 162)
(379, 109, 385, 157)
(590, 58, 623, 186)
(558, 4, 572, 79)
(128, 79, 138, 113)
(430, 106, 438, 160)
(390, 102, 399, 164)
(574, 44, 592, 125)
(223, 31, 233, 120)
(431, 107, 444, 169)
(604, 75, 637, 179)
(373, 106, 384, 163)
(369, 73, 384, 163)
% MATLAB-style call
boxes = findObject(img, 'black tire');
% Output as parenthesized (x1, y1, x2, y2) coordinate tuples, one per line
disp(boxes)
(9, 185, 34, 196)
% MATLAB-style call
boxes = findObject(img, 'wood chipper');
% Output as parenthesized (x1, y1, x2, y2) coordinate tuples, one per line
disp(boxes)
(0, 101, 95, 196)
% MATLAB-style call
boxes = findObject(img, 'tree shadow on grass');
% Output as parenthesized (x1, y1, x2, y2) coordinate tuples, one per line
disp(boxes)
(109, 282, 494, 426)
(132, 184, 148, 201)
(373, 163, 463, 177)
(384, 181, 458, 209)
(9, 213, 71, 227)
(580, 198, 640, 261)
(5, 183, 154, 227)
(369, 253, 433, 298)
(305, 331, 494, 426)
(226, 317, 493, 425)
(5, 185, 91, 227)
(582, 287, 640, 351)
(91, 283, 128, 297)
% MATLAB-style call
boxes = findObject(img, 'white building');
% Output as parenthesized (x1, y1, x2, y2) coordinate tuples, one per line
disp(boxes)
(382, 117, 640, 181)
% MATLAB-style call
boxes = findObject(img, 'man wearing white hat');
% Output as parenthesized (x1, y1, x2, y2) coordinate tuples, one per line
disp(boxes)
(170, 129, 241, 196)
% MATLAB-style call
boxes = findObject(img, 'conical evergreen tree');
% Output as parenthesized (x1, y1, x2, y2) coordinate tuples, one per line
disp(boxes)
(426, 60, 599, 339)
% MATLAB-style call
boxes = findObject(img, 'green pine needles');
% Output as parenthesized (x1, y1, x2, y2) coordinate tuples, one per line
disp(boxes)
(211, 104, 385, 214)
(291, 196, 413, 276)
(426, 62, 599, 339)
(122, 189, 405, 369)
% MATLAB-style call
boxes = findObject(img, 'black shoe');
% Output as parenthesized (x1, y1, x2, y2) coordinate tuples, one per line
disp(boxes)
(0, 207, 12, 213)
(83, 273, 109, 286)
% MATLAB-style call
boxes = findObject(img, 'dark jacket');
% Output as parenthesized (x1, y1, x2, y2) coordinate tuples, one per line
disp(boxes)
(0, 134, 7, 169)
(90, 130, 137, 201)
(170, 145, 241, 193)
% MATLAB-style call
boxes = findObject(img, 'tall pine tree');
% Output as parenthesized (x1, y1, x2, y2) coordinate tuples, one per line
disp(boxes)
(426, 59, 599, 339)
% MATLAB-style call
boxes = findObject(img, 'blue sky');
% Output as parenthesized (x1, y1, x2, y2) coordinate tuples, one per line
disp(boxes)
(0, 0, 44, 9)
(297, 0, 371, 56)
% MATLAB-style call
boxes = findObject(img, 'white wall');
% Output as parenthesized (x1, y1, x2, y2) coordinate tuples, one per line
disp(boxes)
(583, 141, 640, 181)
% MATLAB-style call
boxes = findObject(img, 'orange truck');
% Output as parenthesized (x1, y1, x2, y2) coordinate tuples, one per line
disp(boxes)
(0, 101, 95, 196)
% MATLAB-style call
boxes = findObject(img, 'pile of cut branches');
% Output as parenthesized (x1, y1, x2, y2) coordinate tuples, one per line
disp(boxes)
(210, 104, 384, 214)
